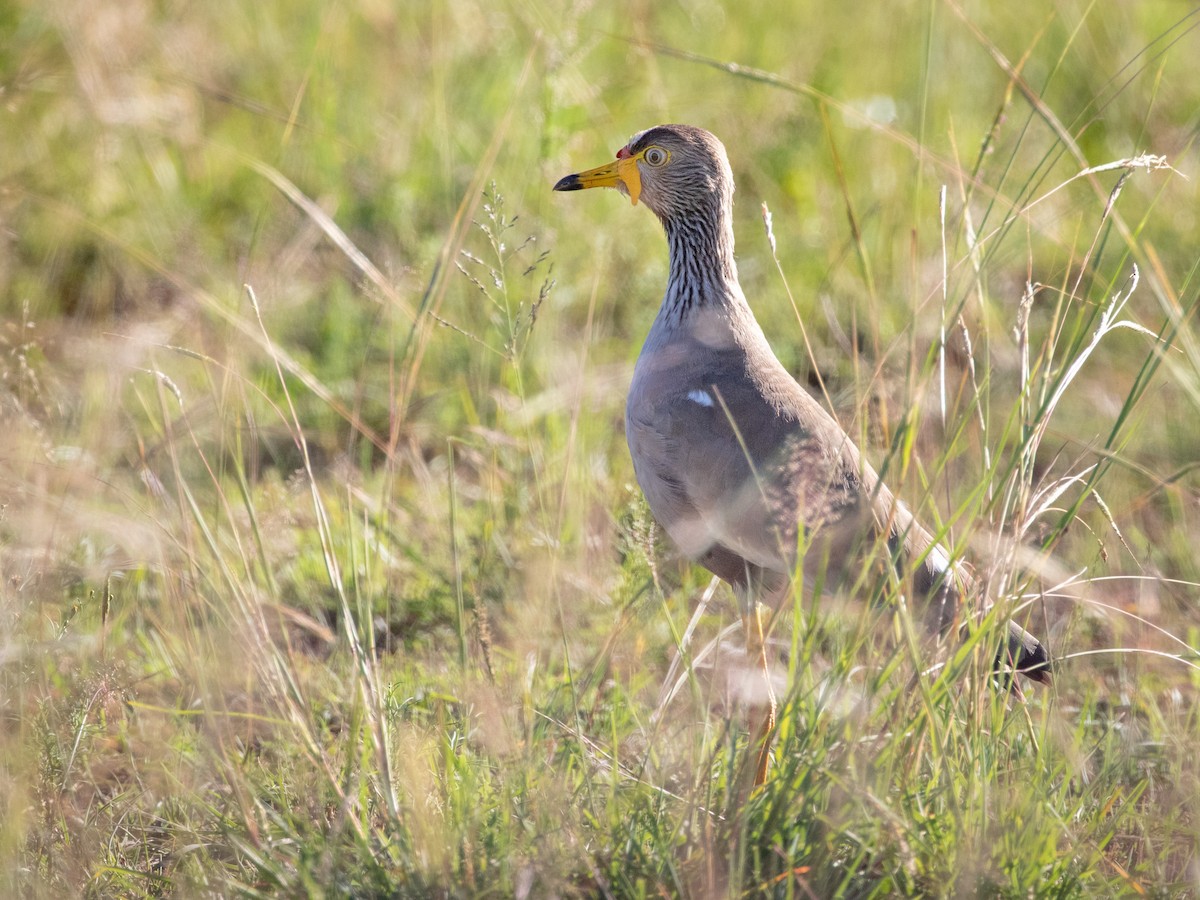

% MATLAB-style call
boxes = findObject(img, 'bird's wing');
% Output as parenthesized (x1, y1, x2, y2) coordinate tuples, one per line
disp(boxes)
(626, 347, 872, 582)
(626, 335, 1053, 681)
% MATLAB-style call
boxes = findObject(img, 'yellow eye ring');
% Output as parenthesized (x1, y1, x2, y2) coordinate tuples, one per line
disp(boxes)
(642, 146, 669, 167)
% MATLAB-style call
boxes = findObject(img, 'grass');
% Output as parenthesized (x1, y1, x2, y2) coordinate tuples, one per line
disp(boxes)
(2, 0, 1200, 895)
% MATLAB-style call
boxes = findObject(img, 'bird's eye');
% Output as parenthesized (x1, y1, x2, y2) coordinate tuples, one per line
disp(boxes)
(643, 146, 669, 167)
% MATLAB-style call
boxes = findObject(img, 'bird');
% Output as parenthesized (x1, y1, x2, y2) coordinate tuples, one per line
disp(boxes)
(553, 124, 1050, 785)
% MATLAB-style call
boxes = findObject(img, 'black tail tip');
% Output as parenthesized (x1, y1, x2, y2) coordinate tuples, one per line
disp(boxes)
(1003, 641, 1052, 687)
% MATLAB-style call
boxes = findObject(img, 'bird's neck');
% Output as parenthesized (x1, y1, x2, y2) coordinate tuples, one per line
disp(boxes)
(660, 203, 742, 325)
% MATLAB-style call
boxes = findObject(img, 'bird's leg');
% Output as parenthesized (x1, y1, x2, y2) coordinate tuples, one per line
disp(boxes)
(743, 601, 777, 786)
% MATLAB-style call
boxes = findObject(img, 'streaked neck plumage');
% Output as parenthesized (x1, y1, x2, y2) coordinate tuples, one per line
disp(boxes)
(655, 187, 741, 326)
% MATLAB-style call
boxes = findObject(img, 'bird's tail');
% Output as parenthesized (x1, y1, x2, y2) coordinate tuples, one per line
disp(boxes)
(895, 521, 1053, 686)
(1003, 618, 1052, 684)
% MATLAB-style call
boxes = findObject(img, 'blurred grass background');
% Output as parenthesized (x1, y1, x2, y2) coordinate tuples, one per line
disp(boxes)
(2, 0, 1199, 895)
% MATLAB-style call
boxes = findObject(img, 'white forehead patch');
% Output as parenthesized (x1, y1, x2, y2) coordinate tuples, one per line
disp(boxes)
(686, 389, 715, 408)
(626, 128, 651, 149)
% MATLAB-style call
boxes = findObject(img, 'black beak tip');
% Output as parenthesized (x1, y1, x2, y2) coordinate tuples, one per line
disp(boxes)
(553, 174, 582, 192)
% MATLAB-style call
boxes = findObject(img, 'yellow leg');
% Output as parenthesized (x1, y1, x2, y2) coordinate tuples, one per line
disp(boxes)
(744, 602, 777, 786)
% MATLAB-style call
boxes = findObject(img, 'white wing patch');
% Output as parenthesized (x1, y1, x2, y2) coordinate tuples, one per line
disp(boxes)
(894, 499, 955, 576)
(927, 544, 951, 575)
(686, 389, 715, 408)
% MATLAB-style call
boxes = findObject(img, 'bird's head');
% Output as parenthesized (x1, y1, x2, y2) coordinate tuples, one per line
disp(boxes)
(553, 124, 734, 224)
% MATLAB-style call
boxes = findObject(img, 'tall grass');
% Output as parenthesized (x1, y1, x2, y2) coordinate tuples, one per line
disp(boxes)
(2, 1, 1199, 896)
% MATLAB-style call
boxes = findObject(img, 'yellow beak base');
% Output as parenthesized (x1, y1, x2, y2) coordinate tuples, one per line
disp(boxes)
(553, 155, 642, 205)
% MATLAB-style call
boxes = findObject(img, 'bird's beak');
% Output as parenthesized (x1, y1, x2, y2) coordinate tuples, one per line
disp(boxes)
(553, 155, 641, 206)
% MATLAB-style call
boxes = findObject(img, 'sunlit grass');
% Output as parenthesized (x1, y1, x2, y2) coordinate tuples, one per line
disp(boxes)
(2, 1, 1199, 896)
